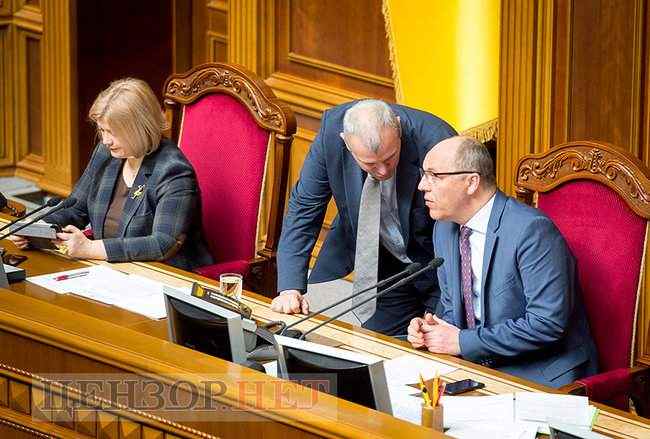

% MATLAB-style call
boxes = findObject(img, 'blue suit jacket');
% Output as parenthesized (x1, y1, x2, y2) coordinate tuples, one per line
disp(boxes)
(277, 102, 456, 294)
(46, 139, 213, 270)
(434, 191, 598, 387)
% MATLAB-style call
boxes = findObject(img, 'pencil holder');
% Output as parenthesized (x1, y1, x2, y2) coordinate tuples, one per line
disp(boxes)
(421, 403, 443, 432)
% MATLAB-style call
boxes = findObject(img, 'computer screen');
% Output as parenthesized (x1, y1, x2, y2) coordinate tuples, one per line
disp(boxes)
(163, 286, 256, 364)
(274, 334, 392, 414)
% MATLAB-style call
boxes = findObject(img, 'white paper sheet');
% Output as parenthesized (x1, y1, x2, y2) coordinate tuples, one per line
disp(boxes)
(27, 265, 191, 319)
(442, 394, 515, 428)
(382, 354, 458, 386)
(387, 385, 423, 425)
(514, 392, 595, 430)
(263, 361, 278, 377)
(445, 422, 537, 439)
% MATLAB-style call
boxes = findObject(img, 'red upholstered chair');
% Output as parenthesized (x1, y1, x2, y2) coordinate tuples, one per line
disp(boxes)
(515, 141, 650, 416)
(163, 63, 296, 296)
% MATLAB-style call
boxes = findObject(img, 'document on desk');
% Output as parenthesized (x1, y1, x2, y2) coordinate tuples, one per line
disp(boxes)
(441, 392, 597, 437)
(382, 354, 458, 386)
(27, 265, 190, 319)
(445, 422, 537, 439)
(388, 384, 423, 425)
(443, 393, 515, 427)
(514, 392, 597, 434)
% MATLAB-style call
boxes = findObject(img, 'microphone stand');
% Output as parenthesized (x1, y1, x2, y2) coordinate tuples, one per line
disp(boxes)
(299, 258, 443, 340)
(0, 197, 62, 234)
(282, 262, 422, 334)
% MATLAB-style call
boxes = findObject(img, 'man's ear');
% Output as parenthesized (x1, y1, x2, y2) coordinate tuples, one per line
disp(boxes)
(466, 174, 481, 195)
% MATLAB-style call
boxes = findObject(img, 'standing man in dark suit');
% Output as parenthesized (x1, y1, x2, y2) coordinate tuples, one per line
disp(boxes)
(408, 136, 598, 387)
(271, 99, 456, 336)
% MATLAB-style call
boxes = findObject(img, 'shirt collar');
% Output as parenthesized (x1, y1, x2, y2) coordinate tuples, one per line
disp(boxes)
(464, 193, 496, 235)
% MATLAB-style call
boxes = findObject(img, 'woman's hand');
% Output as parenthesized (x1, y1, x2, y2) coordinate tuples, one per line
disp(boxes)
(55, 225, 107, 260)
(6, 235, 30, 250)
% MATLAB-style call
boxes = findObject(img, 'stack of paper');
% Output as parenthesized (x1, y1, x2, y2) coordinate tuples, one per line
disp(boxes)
(441, 392, 598, 438)
(27, 265, 190, 319)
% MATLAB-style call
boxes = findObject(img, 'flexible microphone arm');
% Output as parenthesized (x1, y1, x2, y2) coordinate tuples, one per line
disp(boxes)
(0, 198, 76, 241)
(0, 197, 62, 234)
(282, 262, 423, 333)
(299, 257, 444, 340)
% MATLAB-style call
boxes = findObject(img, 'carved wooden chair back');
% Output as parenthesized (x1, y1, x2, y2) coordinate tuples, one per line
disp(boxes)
(163, 63, 296, 296)
(515, 141, 650, 413)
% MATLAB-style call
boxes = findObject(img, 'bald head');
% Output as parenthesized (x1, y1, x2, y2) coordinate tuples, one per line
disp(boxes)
(418, 136, 497, 224)
(425, 136, 496, 189)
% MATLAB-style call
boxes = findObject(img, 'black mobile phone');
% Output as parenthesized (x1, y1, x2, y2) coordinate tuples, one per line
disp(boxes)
(443, 379, 485, 395)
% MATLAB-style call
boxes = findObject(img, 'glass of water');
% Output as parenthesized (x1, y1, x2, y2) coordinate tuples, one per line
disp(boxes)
(220, 273, 243, 301)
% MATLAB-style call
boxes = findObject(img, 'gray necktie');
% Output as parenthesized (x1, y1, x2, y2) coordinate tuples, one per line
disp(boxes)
(352, 175, 381, 323)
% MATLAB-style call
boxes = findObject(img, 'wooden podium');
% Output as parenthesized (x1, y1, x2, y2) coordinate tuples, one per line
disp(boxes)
(0, 242, 648, 438)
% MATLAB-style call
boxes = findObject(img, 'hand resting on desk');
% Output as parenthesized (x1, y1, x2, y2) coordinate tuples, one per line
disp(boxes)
(271, 289, 310, 314)
(407, 312, 461, 355)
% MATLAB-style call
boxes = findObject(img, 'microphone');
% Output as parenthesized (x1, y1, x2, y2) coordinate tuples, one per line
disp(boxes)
(299, 257, 444, 339)
(246, 261, 427, 362)
(281, 261, 423, 334)
(0, 197, 62, 234)
(0, 197, 76, 241)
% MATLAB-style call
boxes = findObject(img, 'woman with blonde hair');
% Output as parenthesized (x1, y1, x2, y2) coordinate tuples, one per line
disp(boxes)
(9, 78, 212, 270)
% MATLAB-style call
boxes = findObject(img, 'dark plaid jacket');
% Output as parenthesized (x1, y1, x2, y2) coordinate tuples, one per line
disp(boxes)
(46, 139, 213, 270)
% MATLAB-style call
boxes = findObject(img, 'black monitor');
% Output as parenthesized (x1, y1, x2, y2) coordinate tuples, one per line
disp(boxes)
(163, 286, 257, 364)
(274, 334, 392, 414)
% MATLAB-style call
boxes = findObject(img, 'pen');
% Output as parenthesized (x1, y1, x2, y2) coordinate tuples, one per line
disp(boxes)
(419, 373, 432, 407)
(431, 372, 440, 407)
(54, 271, 89, 281)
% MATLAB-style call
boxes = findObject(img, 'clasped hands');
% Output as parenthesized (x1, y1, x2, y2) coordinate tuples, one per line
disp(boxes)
(407, 312, 461, 356)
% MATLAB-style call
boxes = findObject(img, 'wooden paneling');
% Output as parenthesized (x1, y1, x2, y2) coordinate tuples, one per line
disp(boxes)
(0, 24, 13, 170)
(14, 27, 42, 172)
(551, 0, 645, 156)
(0, 0, 77, 194)
(191, 0, 228, 65)
(276, 0, 393, 100)
(499, 0, 650, 366)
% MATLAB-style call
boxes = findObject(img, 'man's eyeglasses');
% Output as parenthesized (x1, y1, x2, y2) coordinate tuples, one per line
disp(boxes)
(0, 248, 28, 267)
(419, 169, 480, 183)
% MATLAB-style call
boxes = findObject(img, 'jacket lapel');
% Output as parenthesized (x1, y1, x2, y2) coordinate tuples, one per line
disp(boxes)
(480, 190, 507, 325)
(118, 157, 153, 237)
(94, 158, 122, 239)
(395, 138, 420, 245)
(343, 147, 364, 234)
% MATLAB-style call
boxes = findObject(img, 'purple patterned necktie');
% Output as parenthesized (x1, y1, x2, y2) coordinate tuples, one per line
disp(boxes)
(459, 226, 476, 329)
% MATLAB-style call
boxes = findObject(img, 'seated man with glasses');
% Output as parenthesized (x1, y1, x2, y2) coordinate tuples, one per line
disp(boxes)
(272, 99, 456, 336)
(408, 136, 598, 387)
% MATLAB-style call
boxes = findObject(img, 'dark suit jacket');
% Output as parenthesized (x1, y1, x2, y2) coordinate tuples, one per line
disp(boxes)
(277, 101, 456, 298)
(435, 191, 598, 387)
(46, 139, 213, 270)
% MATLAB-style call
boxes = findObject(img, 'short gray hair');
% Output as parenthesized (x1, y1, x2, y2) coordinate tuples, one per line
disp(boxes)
(454, 137, 496, 188)
(342, 99, 400, 152)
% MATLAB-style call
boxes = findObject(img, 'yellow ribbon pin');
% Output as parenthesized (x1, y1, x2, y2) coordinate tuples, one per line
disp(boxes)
(131, 184, 145, 199)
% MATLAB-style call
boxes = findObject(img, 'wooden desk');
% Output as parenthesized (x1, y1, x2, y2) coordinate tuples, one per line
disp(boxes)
(0, 242, 649, 438)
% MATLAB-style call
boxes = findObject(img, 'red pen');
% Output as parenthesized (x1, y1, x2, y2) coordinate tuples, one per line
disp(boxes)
(54, 271, 89, 281)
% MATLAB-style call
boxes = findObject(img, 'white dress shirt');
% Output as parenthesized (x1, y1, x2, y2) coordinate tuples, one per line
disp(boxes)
(462, 194, 496, 322)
